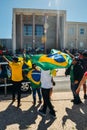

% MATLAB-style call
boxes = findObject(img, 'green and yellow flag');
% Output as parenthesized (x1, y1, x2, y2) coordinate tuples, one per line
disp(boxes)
(31, 49, 72, 70)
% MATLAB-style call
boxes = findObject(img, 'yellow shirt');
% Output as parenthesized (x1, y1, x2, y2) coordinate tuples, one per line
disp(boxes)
(9, 61, 23, 81)
(50, 69, 57, 77)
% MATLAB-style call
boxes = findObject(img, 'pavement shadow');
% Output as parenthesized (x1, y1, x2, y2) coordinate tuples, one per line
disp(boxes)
(62, 102, 87, 130)
(37, 106, 56, 130)
(37, 116, 55, 130)
(0, 102, 40, 130)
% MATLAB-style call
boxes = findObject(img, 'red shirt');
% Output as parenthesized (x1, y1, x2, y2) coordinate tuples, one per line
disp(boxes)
(0, 50, 2, 54)
(84, 71, 87, 77)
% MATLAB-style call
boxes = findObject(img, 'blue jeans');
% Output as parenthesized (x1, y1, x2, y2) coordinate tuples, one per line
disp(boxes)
(32, 87, 42, 103)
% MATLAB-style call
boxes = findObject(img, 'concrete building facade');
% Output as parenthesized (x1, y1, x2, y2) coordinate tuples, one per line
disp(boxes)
(66, 22, 87, 49)
(12, 8, 87, 54)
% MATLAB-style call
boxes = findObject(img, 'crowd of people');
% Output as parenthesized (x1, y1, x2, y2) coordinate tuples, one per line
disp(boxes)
(2, 54, 57, 119)
(0, 48, 87, 119)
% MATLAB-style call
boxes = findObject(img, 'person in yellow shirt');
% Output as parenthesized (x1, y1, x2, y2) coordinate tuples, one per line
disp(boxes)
(3, 55, 24, 108)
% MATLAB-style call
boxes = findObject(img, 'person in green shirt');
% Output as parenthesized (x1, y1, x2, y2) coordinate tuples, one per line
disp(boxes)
(65, 57, 83, 104)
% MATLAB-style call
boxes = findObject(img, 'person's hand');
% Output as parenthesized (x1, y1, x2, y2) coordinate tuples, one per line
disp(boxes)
(53, 81, 55, 86)
(2, 55, 6, 60)
(2, 55, 5, 58)
(74, 80, 78, 84)
(76, 87, 80, 94)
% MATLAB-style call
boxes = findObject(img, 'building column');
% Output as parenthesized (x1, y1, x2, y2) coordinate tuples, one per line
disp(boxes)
(56, 12, 60, 49)
(12, 13, 16, 54)
(63, 13, 66, 49)
(32, 13, 35, 49)
(44, 14, 48, 53)
(20, 13, 23, 50)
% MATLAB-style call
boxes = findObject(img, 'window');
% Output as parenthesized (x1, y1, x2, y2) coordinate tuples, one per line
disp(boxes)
(35, 25, 44, 36)
(24, 24, 33, 36)
(80, 28, 85, 34)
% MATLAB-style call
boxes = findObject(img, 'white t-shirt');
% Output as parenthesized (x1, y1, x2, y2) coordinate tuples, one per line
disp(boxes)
(41, 70, 53, 89)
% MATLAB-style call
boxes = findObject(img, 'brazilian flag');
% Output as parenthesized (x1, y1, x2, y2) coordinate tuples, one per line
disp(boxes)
(31, 49, 72, 70)
(27, 69, 41, 88)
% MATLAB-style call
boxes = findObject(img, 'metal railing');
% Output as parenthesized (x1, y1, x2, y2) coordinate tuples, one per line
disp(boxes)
(0, 78, 12, 96)
(0, 78, 30, 96)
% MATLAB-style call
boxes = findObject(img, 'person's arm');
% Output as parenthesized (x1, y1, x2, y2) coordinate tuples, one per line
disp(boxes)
(76, 74, 87, 94)
(3, 55, 10, 63)
(65, 50, 74, 58)
(51, 77, 55, 86)
(65, 65, 71, 76)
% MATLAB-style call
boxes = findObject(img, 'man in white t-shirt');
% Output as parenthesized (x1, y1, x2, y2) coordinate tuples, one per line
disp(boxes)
(38, 69, 56, 119)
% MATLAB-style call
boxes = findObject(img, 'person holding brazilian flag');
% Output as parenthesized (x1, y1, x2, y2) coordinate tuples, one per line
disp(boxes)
(26, 63, 42, 106)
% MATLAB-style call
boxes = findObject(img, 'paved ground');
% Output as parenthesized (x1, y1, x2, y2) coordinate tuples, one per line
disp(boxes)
(0, 91, 87, 130)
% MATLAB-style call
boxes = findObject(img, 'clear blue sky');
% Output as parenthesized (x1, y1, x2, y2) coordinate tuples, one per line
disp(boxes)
(0, 0, 87, 38)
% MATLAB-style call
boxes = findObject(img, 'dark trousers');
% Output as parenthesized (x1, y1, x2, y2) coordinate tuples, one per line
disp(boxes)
(41, 88, 55, 114)
(71, 82, 81, 103)
(32, 87, 42, 103)
(12, 81, 22, 105)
